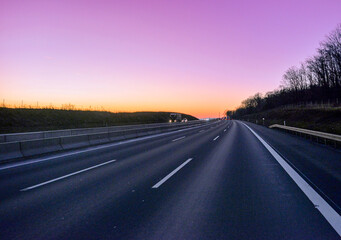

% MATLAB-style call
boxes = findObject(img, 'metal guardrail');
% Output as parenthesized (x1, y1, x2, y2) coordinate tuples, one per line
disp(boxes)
(269, 124, 341, 145)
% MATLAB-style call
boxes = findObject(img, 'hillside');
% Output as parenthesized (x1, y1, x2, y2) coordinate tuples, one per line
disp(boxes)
(0, 108, 198, 133)
(236, 107, 341, 135)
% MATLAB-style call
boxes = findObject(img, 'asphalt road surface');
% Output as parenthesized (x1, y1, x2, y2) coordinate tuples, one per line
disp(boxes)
(0, 120, 340, 239)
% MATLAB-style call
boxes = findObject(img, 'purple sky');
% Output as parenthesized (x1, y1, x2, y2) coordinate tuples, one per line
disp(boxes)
(1, 0, 340, 118)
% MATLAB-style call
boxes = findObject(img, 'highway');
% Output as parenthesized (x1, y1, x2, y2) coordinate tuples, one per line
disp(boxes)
(0, 120, 340, 239)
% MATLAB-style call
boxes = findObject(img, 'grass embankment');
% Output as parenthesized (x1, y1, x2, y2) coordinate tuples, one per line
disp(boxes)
(0, 108, 198, 134)
(238, 107, 341, 135)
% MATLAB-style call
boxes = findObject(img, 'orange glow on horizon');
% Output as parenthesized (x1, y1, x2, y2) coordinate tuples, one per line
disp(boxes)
(4, 1, 337, 118)
(0, 97, 239, 119)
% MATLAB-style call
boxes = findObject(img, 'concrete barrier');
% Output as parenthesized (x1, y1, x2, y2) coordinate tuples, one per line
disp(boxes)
(44, 130, 71, 138)
(0, 142, 23, 162)
(147, 127, 160, 135)
(0, 121, 205, 143)
(5, 132, 44, 142)
(61, 135, 90, 150)
(0, 120, 209, 162)
(109, 131, 126, 141)
(89, 128, 110, 134)
(71, 128, 98, 135)
(159, 126, 171, 133)
(124, 129, 138, 139)
(88, 132, 110, 145)
(136, 128, 150, 137)
(20, 137, 62, 157)
(108, 126, 120, 132)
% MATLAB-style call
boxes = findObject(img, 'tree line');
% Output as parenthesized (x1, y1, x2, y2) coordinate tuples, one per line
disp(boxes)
(229, 23, 341, 117)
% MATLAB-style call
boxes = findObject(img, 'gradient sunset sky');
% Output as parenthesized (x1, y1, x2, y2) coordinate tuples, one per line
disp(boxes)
(1, 0, 340, 118)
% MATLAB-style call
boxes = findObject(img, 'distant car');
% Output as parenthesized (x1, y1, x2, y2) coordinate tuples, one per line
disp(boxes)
(169, 113, 182, 122)
(181, 118, 188, 122)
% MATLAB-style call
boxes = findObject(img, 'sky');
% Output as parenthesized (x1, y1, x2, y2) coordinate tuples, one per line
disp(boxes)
(0, 0, 340, 118)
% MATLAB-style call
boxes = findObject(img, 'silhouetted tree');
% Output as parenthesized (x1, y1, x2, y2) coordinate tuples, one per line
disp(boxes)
(232, 23, 341, 117)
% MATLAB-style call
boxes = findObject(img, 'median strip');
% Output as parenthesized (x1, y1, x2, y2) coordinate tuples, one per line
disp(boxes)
(152, 158, 193, 188)
(172, 136, 186, 142)
(20, 159, 117, 191)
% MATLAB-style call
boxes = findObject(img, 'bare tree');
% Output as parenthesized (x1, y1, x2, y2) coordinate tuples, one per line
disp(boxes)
(282, 66, 301, 92)
(233, 23, 341, 117)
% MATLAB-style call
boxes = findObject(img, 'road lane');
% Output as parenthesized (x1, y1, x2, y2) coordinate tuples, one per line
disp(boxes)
(152, 158, 193, 188)
(0, 120, 339, 239)
(172, 136, 186, 142)
(0, 121, 228, 239)
(129, 120, 339, 240)
(0, 121, 227, 199)
(0, 121, 218, 171)
(20, 159, 117, 191)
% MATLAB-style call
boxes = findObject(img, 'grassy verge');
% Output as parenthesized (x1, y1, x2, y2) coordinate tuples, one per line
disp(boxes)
(0, 108, 198, 133)
(236, 106, 341, 135)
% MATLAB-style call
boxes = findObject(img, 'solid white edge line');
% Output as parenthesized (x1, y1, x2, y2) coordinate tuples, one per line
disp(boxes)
(152, 158, 193, 188)
(20, 159, 117, 191)
(1, 122, 216, 171)
(241, 122, 341, 236)
(213, 136, 219, 141)
(172, 136, 186, 142)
